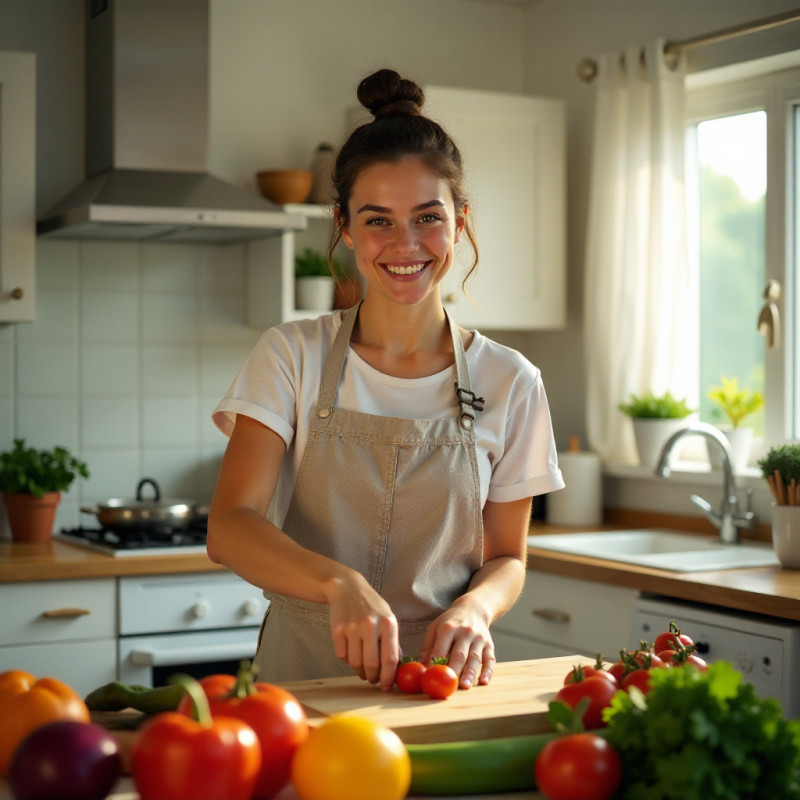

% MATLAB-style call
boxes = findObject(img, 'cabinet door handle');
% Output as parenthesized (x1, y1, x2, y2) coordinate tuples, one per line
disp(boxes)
(41, 607, 91, 619)
(532, 608, 571, 623)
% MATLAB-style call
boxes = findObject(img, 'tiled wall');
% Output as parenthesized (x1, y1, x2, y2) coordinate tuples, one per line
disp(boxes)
(0, 238, 263, 538)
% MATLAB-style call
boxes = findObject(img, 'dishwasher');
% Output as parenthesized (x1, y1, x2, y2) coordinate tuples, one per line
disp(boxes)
(631, 594, 800, 719)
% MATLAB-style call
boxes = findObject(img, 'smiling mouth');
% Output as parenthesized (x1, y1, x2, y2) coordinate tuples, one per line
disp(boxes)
(384, 262, 428, 276)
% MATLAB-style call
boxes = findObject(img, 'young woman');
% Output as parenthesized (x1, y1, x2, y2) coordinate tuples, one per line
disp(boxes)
(209, 69, 564, 692)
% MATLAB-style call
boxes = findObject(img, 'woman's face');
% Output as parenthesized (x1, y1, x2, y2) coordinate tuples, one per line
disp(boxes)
(339, 157, 466, 308)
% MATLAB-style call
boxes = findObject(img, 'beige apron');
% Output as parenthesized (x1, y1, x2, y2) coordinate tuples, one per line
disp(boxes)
(253, 302, 484, 682)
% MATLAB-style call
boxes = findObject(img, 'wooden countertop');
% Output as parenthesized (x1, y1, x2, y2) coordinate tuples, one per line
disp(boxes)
(0, 539, 225, 581)
(528, 518, 800, 621)
(2, 512, 800, 622)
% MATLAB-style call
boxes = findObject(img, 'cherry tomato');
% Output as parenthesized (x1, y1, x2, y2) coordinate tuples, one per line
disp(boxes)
(396, 660, 426, 694)
(607, 659, 626, 684)
(563, 659, 619, 688)
(534, 733, 622, 800)
(657, 648, 708, 671)
(621, 668, 654, 694)
(291, 716, 410, 800)
(554, 676, 617, 730)
(653, 620, 694, 654)
(422, 662, 458, 700)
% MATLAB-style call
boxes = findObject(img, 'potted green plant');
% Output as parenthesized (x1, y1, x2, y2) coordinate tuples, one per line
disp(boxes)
(618, 391, 694, 469)
(706, 376, 764, 472)
(294, 248, 337, 311)
(758, 443, 800, 569)
(0, 439, 89, 542)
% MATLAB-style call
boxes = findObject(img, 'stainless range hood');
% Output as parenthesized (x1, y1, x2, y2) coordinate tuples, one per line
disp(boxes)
(37, 0, 305, 243)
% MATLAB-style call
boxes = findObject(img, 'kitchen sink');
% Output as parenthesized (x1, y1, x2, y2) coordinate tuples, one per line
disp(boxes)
(527, 529, 780, 572)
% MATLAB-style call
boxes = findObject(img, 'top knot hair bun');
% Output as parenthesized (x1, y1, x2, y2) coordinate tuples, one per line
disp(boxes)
(358, 69, 425, 119)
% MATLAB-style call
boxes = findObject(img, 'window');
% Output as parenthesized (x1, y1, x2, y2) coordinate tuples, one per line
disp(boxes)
(686, 61, 800, 456)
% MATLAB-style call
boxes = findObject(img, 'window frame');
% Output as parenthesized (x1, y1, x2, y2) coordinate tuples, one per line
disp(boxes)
(685, 63, 800, 456)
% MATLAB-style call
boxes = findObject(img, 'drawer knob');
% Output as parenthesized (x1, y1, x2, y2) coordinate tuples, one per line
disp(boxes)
(242, 597, 262, 617)
(41, 607, 91, 619)
(532, 608, 571, 623)
(191, 600, 211, 619)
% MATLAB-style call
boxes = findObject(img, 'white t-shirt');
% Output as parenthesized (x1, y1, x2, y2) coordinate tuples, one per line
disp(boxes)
(213, 311, 564, 527)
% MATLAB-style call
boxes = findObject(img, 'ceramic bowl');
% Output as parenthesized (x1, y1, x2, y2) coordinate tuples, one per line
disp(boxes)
(256, 170, 313, 205)
(772, 504, 800, 569)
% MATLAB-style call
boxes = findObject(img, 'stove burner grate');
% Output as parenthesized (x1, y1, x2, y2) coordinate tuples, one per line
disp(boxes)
(56, 519, 208, 556)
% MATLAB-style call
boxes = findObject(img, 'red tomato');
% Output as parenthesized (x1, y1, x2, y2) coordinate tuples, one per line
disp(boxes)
(534, 733, 622, 800)
(607, 659, 626, 684)
(177, 664, 308, 799)
(621, 668, 654, 695)
(396, 661, 427, 694)
(554, 676, 617, 730)
(657, 648, 708, 671)
(563, 663, 619, 688)
(653, 621, 694, 654)
(421, 663, 458, 700)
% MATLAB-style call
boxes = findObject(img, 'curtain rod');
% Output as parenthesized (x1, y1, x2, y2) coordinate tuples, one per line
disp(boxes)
(577, 8, 800, 83)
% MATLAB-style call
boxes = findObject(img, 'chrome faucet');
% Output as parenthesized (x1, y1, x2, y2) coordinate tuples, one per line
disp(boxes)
(654, 422, 757, 544)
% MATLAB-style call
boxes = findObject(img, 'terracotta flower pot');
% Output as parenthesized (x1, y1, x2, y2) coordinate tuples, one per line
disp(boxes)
(3, 492, 61, 542)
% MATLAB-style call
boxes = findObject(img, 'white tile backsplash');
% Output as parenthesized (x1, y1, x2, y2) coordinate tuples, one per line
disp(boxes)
(81, 344, 140, 395)
(16, 342, 79, 394)
(142, 293, 198, 343)
(81, 396, 141, 448)
(3, 241, 267, 506)
(17, 395, 79, 450)
(143, 396, 199, 447)
(80, 241, 140, 291)
(80, 292, 140, 342)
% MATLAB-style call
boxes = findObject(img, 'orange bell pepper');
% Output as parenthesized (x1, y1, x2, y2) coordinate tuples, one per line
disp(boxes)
(0, 669, 90, 775)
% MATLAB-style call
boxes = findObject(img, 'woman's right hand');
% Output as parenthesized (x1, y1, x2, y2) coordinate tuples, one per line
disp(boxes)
(323, 571, 400, 691)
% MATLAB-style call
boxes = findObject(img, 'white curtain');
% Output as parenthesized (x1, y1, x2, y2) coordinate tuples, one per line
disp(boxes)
(583, 39, 696, 464)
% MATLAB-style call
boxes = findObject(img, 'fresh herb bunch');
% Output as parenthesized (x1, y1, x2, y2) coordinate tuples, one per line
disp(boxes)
(759, 443, 800, 506)
(0, 438, 89, 498)
(294, 248, 342, 278)
(707, 376, 764, 428)
(604, 661, 800, 799)
(618, 391, 693, 419)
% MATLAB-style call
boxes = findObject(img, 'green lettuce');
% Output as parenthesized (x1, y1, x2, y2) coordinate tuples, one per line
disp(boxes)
(604, 661, 800, 799)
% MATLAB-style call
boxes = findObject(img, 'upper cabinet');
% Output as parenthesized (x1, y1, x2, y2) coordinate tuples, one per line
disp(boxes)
(0, 51, 36, 324)
(424, 86, 566, 330)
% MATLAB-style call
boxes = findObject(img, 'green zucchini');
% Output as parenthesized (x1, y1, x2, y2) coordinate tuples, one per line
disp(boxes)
(406, 728, 610, 796)
(84, 681, 185, 715)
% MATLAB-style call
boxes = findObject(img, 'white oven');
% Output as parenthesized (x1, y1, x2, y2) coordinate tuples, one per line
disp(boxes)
(631, 594, 800, 719)
(117, 572, 268, 686)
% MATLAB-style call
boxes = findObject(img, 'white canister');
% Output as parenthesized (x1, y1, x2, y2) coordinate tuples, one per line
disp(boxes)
(547, 439, 603, 527)
(772, 504, 800, 570)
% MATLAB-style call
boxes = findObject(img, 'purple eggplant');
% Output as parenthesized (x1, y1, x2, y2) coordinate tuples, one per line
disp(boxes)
(9, 720, 122, 800)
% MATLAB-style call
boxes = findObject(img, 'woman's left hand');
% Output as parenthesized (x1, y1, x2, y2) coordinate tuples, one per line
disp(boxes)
(418, 597, 495, 690)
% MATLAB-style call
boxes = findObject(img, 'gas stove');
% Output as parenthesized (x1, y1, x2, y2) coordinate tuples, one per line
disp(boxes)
(56, 519, 208, 557)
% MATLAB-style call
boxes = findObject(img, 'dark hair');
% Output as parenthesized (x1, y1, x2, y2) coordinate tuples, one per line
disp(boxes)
(328, 69, 478, 290)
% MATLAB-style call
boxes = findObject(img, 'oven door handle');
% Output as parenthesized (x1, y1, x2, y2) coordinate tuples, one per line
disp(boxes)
(130, 642, 255, 666)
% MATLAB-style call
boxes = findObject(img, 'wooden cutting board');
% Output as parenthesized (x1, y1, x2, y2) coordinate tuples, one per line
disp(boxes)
(278, 655, 590, 744)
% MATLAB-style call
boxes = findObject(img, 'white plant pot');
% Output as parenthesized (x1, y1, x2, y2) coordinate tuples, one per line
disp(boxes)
(772, 504, 800, 570)
(631, 418, 689, 470)
(295, 277, 335, 311)
(705, 426, 753, 473)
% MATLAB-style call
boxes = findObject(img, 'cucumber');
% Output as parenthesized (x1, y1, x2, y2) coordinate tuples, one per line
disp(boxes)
(85, 681, 185, 715)
(406, 728, 610, 796)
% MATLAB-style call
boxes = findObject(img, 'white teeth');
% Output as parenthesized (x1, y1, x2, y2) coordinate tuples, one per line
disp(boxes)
(386, 263, 425, 275)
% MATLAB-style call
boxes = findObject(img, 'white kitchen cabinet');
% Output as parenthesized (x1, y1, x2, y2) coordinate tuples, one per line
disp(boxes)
(492, 571, 638, 663)
(0, 579, 117, 697)
(424, 86, 566, 330)
(247, 85, 566, 330)
(0, 51, 36, 323)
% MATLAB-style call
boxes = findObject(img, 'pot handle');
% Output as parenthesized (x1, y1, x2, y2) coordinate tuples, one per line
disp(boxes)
(136, 478, 161, 502)
(80, 506, 99, 514)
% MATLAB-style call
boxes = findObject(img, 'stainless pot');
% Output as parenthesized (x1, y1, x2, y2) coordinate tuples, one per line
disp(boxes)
(81, 478, 196, 531)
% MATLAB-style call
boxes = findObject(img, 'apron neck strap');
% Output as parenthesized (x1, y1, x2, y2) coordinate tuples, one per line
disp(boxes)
(315, 301, 480, 429)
